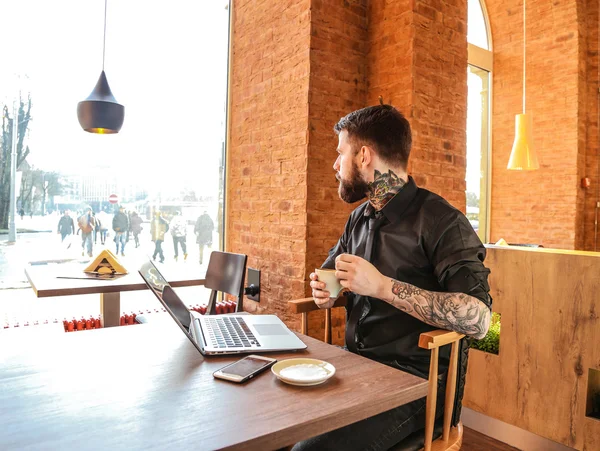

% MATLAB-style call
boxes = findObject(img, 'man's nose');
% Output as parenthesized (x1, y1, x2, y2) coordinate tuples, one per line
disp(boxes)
(333, 155, 340, 171)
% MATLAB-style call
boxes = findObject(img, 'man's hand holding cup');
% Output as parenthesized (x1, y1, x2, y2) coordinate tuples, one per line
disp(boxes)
(311, 254, 386, 309)
(310, 268, 344, 309)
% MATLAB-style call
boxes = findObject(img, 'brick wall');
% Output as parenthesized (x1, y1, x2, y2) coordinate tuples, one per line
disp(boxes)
(305, 0, 368, 343)
(487, 0, 581, 248)
(227, 0, 597, 342)
(228, 0, 469, 340)
(411, 0, 468, 211)
(367, 0, 468, 211)
(227, 0, 311, 325)
(367, 0, 413, 113)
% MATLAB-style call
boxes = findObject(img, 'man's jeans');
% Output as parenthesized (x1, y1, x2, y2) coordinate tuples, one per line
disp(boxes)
(173, 236, 187, 258)
(153, 240, 164, 262)
(291, 374, 445, 451)
(115, 232, 127, 254)
(81, 232, 93, 255)
(95, 229, 107, 244)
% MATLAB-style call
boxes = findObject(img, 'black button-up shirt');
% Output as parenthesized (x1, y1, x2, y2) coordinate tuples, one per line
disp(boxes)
(322, 176, 491, 379)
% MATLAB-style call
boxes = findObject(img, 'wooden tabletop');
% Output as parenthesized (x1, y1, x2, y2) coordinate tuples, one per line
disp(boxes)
(0, 321, 428, 450)
(25, 262, 206, 297)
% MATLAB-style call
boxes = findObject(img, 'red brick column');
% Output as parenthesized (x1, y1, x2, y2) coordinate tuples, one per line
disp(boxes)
(304, 1, 369, 342)
(227, 0, 311, 326)
(368, 0, 469, 211)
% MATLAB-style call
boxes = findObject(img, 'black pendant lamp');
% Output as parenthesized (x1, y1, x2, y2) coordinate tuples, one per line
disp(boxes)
(77, 0, 124, 134)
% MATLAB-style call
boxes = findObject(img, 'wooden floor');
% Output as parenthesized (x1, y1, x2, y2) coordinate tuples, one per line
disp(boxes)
(462, 426, 521, 451)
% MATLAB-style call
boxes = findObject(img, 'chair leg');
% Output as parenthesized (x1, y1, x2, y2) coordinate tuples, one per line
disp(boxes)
(325, 308, 331, 344)
(424, 347, 439, 451)
(207, 291, 218, 315)
(301, 312, 308, 335)
(443, 341, 460, 441)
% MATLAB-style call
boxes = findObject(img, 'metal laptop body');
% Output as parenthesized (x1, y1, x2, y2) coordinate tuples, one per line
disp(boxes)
(193, 312, 307, 355)
(138, 261, 306, 355)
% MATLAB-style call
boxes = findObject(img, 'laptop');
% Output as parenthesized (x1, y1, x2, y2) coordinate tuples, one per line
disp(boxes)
(138, 260, 307, 355)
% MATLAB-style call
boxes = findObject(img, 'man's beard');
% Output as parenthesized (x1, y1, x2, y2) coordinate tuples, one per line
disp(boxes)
(337, 161, 369, 204)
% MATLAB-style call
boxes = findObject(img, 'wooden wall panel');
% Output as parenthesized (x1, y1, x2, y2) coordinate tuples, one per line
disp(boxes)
(463, 246, 600, 450)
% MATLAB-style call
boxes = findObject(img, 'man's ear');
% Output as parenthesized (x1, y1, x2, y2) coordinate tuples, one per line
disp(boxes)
(359, 145, 374, 169)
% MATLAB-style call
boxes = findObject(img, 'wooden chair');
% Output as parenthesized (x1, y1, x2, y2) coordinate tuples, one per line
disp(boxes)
(288, 297, 464, 451)
(204, 251, 248, 315)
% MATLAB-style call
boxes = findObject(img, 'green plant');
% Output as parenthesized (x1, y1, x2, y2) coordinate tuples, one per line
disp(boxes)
(471, 312, 501, 355)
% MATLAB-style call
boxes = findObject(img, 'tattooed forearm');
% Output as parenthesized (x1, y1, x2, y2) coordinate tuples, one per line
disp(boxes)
(388, 279, 491, 339)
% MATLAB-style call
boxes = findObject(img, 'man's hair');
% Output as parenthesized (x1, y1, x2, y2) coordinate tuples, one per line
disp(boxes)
(333, 104, 412, 168)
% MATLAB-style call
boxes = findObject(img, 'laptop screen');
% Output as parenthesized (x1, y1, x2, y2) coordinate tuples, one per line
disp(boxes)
(139, 260, 191, 330)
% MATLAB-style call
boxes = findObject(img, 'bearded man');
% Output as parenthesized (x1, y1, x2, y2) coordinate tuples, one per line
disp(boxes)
(294, 105, 492, 451)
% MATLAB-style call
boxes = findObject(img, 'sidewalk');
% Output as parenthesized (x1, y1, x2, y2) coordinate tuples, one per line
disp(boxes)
(1, 217, 213, 289)
(0, 214, 55, 235)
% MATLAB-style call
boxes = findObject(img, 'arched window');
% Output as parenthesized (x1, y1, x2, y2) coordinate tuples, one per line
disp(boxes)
(466, 0, 492, 242)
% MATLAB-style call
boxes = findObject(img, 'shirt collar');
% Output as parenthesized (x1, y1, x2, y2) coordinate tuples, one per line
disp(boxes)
(364, 176, 418, 223)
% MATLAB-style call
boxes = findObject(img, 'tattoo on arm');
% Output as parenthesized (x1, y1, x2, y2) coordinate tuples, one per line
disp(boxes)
(390, 280, 491, 339)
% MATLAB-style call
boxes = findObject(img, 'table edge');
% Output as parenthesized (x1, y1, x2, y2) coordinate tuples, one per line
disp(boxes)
(24, 266, 205, 297)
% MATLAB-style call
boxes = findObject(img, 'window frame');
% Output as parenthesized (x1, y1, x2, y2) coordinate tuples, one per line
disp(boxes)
(467, 0, 493, 243)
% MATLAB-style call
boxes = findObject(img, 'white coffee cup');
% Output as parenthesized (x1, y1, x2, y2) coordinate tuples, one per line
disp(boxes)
(315, 268, 343, 298)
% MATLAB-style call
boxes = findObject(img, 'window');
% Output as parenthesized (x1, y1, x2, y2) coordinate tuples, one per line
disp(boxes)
(467, 0, 490, 50)
(0, 1, 230, 323)
(466, 0, 492, 242)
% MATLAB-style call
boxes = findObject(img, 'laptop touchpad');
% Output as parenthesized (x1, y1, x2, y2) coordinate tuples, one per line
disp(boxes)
(253, 324, 289, 336)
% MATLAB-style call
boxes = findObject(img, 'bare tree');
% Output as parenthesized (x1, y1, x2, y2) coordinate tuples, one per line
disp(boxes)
(0, 95, 32, 228)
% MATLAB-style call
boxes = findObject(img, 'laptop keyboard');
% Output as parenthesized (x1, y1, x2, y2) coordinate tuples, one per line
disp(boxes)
(205, 317, 261, 349)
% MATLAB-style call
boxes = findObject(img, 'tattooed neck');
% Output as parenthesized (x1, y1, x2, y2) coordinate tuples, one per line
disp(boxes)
(367, 169, 406, 211)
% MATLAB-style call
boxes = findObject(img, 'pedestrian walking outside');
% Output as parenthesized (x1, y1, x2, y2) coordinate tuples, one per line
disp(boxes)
(57, 210, 75, 243)
(170, 211, 188, 261)
(151, 211, 169, 263)
(93, 212, 102, 244)
(194, 211, 214, 265)
(96, 210, 110, 245)
(77, 207, 96, 257)
(129, 211, 143, 248)
(112, 205, 129, 257)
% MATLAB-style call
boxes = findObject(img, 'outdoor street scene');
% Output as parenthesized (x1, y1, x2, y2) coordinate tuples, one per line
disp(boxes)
(0, 211, 218, 328)
(0, 1, 229, 331)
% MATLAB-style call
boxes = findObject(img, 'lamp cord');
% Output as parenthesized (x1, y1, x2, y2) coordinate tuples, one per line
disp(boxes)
(523, 0, 526, 114)
(102, 0, 108, 71)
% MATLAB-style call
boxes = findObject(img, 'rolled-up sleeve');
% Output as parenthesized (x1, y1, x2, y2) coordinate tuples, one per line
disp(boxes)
(426, 211, 492, 309)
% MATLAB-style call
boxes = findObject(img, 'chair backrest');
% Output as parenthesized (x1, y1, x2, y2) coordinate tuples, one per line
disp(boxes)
(418, 331, 465, 451)
(204, 251, 248, 315)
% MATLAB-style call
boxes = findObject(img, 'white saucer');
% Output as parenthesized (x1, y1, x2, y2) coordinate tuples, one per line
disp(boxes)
(271, 358, 336, 386)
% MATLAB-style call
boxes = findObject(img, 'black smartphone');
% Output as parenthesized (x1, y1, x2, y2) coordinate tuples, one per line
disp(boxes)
(213, 354, 277, 383)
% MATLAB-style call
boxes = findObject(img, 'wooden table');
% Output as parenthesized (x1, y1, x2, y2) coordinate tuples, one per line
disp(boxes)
(0, 321, 429, 450)
(24, 263, 205, 328)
